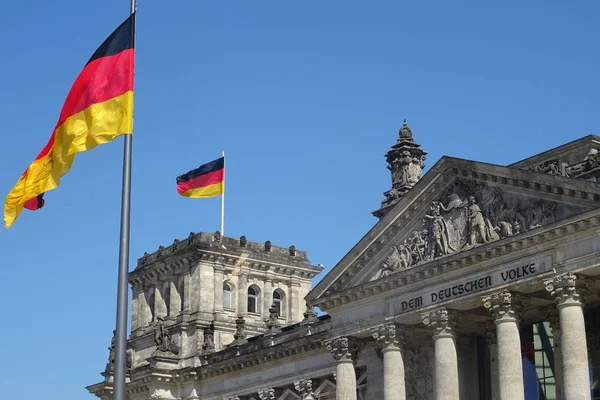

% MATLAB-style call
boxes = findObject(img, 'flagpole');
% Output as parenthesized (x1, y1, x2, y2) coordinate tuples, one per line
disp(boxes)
(113, 0, 136, 399)
(221, 151, 225, 236)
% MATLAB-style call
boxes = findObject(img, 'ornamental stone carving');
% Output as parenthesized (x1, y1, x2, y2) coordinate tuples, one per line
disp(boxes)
(529, 159, 569, 176)
(294, 379, 315, 399)
(374, 120, 427, 218)
(153, 317, 180, 354)
(370, 323, 412, 349)
(201, 325, 215, 354)
(482, 291, 530, 322)
(301, 302, 318, 324)
(421, 308, 465, 338)
(265, 304, 281, 334)
(325, 336, 365, 363)
(379, 179, 584, 277)
(232, 315, 248, 345)
(544, 272, 594, 306)
(258, 388, 275, 400)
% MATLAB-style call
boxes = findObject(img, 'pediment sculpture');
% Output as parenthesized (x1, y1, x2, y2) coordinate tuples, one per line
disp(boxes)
(380, 179, 585, 277)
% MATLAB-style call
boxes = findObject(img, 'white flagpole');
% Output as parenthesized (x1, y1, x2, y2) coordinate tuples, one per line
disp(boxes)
(221, 151, 225, 236)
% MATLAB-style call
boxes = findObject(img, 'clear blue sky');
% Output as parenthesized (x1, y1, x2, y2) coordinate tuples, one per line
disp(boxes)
(0, 0, 598, 398)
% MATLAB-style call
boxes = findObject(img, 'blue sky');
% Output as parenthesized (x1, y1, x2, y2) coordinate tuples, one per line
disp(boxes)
(0, 0, 598, 398)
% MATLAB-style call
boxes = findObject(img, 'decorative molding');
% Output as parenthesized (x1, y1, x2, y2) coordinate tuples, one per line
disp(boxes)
(545, 272, 594, 307)
(421, 308, 465, 338)
(482, 291, 529, 323)
(325, 336, 365, 363)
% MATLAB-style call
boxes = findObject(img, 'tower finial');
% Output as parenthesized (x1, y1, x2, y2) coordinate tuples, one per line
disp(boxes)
(399, 119, 413, 140)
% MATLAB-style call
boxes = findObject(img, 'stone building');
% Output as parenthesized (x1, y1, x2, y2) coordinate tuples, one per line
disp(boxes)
(88, 124, 600, 400)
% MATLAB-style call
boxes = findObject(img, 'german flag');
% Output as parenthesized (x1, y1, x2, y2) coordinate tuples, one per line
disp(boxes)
(3, 13, 135, 228)
(176, 157, 225, 198)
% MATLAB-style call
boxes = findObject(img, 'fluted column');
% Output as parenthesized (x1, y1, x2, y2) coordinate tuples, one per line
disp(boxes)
(545, 273, 593, 400)
(371, 323, 410, 400)
(482, 291, 528, 400)
(326, 336, 365, 400)
(422, 308, 463, 400)
(546, 306, 563, 400)
(237, 271, 248, 315)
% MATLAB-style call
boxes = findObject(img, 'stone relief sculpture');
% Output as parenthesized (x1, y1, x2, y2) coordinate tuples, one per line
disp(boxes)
(106, 330, 132, 375)
(153, 317, 180, 354)
(380, 179, 584, 277)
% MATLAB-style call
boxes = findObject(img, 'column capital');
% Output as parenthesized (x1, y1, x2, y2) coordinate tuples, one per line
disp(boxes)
(545, 272, 594, 307)
(370, 323, 412, 350)
(258, 388, 275, 400)
(325, 336, 365, 363)
(422, 308, 465, 338)
(294, 379, 315, 399)
(482, 290, 529, 323)
(479, 321, 497, 345)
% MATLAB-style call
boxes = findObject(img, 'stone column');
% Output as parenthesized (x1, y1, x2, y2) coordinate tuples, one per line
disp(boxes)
(482, 291, 528, 400)
(263, 278, 273, 319)
(545, 272, 593, 400)
(546, 306, 563, 400)
(289, 279, 301, 321)
(169, 280, 180, 317)
(213, 262, 225, 314)
(326, 336, 365, 400)
(131, 285, 140, 331)
(371, 323, 410, 400)
(154, 285, 167, 319)
(181, 273, 191, 313)
(422, 308, 463, 400)
(479, 321, 499, 400)
(237, 271, 248, 315)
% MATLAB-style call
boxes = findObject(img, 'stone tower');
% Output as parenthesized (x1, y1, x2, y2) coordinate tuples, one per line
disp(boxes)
(96, 231, 323, 383)
(372, 120, 427, 218)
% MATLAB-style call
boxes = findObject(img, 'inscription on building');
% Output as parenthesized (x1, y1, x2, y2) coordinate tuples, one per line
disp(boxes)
(388, 256, 550, 316)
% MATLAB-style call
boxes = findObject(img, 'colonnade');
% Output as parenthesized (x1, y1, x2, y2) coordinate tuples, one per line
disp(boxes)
(327, 272, 593, 400)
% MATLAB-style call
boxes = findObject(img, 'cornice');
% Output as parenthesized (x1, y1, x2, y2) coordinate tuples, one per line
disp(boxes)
(312, 209, 600, 311)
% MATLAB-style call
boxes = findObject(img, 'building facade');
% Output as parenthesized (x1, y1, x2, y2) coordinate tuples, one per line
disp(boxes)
(88, 125, 600, 400)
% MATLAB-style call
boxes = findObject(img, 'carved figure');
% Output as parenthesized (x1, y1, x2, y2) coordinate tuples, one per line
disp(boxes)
(424, 202, 451, 257)
(153, 318, 180, 354)
(466, 196, 488, 246)
(264, 240, 272, 252)
(213, 230, 221, 242)
(289, 245, 296, 256)
(239, 235, 247, 248)
(202, 325, 215, 353)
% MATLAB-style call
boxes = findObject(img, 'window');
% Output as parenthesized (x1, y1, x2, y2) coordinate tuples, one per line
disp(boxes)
(223, 282, 233, 309)
(273, 289, 285, 316)
(248, 286, 259, 313)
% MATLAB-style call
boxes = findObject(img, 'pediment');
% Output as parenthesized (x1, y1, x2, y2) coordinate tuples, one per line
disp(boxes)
(307, 157, 600, 301)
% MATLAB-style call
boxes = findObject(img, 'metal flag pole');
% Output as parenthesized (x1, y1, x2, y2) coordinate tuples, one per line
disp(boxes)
(221, 151, 226, 236)
(113, 0, 136, 399)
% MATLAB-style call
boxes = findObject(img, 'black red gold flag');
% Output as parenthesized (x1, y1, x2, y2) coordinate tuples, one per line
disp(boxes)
(176, 157, 225, 198)
(4, 13, 135, 228)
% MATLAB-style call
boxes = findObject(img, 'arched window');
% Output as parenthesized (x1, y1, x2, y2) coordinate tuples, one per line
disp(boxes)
(247, 285, 260, 313)
(223, 282, 233, 309)
(273, 289, 285, 317)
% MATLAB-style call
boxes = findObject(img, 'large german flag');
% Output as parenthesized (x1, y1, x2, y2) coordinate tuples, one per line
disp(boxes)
(176, 157, 225, 198)
(3, 13, 135, 228)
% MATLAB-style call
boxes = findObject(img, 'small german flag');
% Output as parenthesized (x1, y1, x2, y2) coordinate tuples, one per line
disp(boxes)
(176, 157, 225, 198)
(4, 13, 135, 228)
